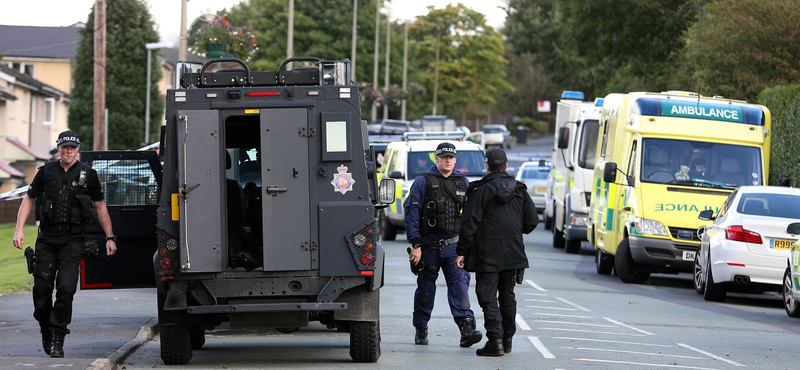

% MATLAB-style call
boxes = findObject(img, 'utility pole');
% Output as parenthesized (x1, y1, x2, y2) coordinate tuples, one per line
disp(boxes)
(287, 0, 295, 60)
(371, 0, 380, 123)
(401, 21, 408, 121)
(351, 0, 358, 79)
(179, 0, 187, 61)
(93, 0, 106, 150)
(382, 8, 391, 120)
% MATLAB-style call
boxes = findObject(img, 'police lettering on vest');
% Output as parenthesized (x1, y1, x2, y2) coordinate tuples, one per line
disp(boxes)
(35, 161, 97, 232)
(420, 173, 466, 235)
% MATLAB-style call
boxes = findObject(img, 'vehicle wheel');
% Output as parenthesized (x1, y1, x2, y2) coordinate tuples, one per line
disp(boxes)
(349, 321, 380, 363)
(544, 211, 553, 231)
(379, 210, 397, 241)
(614, 238, 650, 284)
(161, 324, 193, 365)
(703, 255, 727, 302)
(693, 252, 705, 295)
(565, 237, 581, 254)
(783, 268, 800, 317)
(276, 327, 300, 333)
(190, 324, 205, 349)
(553, 226, 565, 249)
(595, 249, 613, 275)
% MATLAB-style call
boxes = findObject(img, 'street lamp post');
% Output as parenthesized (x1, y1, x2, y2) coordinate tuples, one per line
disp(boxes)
(145, 42, 170, 145)
(427, 5, 440, 116)
(351, 0, 358, 79)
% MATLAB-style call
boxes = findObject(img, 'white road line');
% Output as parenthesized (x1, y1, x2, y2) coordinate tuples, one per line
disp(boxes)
(551, 336, 675, 348)
(555, 297, 592, 312)
(563, 346, 706, 360)
(521, 292, 549, 296)
(525, 279, 547, 291)
(529, 336, 555, 358)
(530, 320, 616, 328)
(677, 343, 745, 367)
(525, 305, 578, 311)
(604, 317, 654, 335)
(539, 327, 648, 336)
(531, 313, 594, 319)
(574, 358, 722, 370)
(515, 313, 531, 330)
(524, 298, 556, 303)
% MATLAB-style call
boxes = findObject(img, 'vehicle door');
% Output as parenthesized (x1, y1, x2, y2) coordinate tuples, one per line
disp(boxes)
(79, 150, 162, 289)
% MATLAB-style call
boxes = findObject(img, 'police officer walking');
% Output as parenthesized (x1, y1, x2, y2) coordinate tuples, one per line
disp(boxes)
(404, 142, 482, 347)
(12, 131, 117, 358)
(456, 148, 538, 356)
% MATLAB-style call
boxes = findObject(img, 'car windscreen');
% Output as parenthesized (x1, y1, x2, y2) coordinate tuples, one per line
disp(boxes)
(483, 126, 505, 133)
(519, 167, 550, 180)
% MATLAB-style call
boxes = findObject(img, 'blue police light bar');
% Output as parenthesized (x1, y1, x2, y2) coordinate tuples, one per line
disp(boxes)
(595, 98, 604, 107)
(561, 91, 585, 100)
(403, 131, 467, 141)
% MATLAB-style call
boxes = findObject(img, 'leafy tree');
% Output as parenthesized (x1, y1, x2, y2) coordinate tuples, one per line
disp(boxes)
(683, 0, 800, 102)
(69, 0, 163, 149)
(759, 84, 800, 186)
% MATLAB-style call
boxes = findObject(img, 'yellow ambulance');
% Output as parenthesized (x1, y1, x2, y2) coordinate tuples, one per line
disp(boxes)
(588, 91, 771, 283)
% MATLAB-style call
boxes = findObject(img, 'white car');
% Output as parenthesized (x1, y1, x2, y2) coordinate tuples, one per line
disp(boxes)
(514, 160, 551, 213)
(482, 124, 511, 149)
(694, 185, 800, 302)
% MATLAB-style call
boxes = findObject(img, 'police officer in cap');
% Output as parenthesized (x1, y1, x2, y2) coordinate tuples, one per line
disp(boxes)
(404, 142, 482, 347)
(12, 130, 117, 358)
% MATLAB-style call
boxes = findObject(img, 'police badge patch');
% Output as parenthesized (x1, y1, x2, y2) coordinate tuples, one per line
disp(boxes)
(331, 165, 355, 194)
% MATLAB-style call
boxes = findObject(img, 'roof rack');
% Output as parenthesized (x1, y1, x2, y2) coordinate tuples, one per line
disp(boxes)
(403, 131, 467, 141)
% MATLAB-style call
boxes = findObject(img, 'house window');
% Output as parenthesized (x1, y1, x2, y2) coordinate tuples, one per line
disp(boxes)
(6, 62, 35, 76)
(44, 98, 55, 125)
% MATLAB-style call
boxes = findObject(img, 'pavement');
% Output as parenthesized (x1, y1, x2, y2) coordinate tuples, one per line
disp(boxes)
(0, 287, 158, 370)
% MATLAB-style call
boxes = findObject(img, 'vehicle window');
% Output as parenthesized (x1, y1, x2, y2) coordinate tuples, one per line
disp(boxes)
(600, 118, 610, 159)
(408, 152, 435, 179)
(520, 168, 550, 180)
(384, 149, 398, 174)
(94, 159, 159, 206)
(738, 193, 800, 218)
(717, 189, 737, 218)
(454, 151, 488, 177)
(578, 119, 599, 169)
(626, 140, 638, 182)
(483, 126, 503, 133)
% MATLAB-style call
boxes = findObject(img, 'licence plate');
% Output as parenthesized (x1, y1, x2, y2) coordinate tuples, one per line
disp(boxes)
(771, 239, 796, 250)
(535, 187, 547, 194)
(682, 251, 696, 261)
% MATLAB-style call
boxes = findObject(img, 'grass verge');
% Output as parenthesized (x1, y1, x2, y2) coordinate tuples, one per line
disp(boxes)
(0, 223, 39, 294)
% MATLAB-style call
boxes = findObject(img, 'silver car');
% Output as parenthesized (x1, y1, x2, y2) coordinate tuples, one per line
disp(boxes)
(515, 160, 551, 213)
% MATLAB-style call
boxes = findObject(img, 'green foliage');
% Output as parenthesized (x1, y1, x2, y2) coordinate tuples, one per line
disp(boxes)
(0, 224, 39, 294)
(513, 116, 548, 134)
(191, 17, 258, 63)
(683, 0, 800, 102)
(69, 0, 163, 149)
(758, 84, 800, 186)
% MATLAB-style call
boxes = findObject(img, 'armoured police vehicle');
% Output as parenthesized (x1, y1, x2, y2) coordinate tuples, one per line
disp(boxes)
(78, 57, 395, 365)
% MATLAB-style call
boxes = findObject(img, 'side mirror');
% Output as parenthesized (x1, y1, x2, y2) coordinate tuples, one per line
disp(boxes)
(557, 126, 570, 149)
(603, 162, 617, 183)
(698, 209, 715, 221)
(379, 179, 396, 205)
(786, 222, 800, 235)
(388, 170, 404, 179)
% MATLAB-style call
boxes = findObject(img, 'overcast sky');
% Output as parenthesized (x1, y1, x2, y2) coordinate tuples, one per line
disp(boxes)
(1, 0, 506, 46)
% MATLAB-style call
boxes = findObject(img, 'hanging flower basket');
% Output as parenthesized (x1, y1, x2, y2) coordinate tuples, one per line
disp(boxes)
(205, 43, 227, 58)
(191, 17, 258, 63)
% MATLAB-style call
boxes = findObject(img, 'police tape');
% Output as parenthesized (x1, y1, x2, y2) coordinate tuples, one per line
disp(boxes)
(0, 185, 30, 201)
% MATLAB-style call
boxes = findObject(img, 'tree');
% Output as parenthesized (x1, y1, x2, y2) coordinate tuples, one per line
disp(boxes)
(683, 0, 800, 102)
(69, 0, 162, 149)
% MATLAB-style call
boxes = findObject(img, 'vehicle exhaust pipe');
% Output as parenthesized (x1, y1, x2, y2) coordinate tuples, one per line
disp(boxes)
(734, 275, 750, 284)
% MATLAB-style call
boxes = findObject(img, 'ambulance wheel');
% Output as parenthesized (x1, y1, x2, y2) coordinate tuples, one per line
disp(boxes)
(379, 211, 397, 241)
(161, 324, 193, 365)
(693, 252, 705, 295)
(350, 321, 380, 363)
(614, 238, 649, 284)
(595, 249, 613, 275)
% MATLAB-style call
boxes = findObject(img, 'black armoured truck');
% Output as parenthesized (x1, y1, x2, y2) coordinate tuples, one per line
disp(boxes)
(79, 57, 395, 365)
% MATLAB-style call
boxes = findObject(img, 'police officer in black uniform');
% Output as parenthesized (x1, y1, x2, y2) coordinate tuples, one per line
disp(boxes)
(12, 130, 117, 358)
(404, 142, 482, 347)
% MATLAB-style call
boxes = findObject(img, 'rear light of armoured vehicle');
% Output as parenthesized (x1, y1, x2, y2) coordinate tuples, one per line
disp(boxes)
(157, 228, 179, 279)
(245, 91, 281, 97)
(347, 222, 378, 275)
(725, 225, 762, 244)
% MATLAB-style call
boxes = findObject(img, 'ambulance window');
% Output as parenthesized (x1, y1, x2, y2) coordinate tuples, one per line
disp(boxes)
(600, 118, 610, 159)
(627, 141, 638, 181)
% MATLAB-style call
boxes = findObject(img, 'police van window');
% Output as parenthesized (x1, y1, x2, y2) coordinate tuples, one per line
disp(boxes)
(94, 159, 159, 206)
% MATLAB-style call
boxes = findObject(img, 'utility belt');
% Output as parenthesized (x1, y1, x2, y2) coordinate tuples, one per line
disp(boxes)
(420, 236, 459, 250)
(40, 223, 81, 234)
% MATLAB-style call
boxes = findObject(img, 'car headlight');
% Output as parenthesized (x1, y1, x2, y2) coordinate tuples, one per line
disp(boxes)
(633, 216, 668, 236)
(569, 215, 589, 226)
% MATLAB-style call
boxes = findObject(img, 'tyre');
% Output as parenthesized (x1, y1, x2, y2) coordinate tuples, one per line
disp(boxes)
(693, 252, 705, 295)
(350, 321, 381, 363)
(565, 237, 581, 254)
(544, 211, 553, 231)
(190, 324, 205, 349)
(379, 210, 397, 241)
(614, 238, 650, 284)
(703, 255, 727, 302)
(161, 324, 193, 365)
(595, 249, 613, 275)
(783, 268, 800, 318)
(553, 226, 565, 249)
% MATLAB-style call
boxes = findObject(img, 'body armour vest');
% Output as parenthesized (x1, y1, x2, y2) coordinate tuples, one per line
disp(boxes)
(420, 173, 466, 234)
(35, 161, 97, 227)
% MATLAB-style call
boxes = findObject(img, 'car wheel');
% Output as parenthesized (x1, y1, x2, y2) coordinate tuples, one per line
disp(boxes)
(783, 267, 800, 318)
(693, 252, 705, 295)
(553, 226, 565, 249)
(595, 249, 613, 275)
(614, 238, 649, 284)
(378, 210, 397, 241)
(703, 254, 727, 302)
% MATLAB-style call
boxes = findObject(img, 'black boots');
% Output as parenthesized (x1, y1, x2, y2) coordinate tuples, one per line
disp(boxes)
(476, 338, 504, 357)
(459, 317, 483, 348)
(49, 330, 65, 358)
(503, 337, 512, 353)
(41, 328, 51, 356)
(415, 327, 429, 345)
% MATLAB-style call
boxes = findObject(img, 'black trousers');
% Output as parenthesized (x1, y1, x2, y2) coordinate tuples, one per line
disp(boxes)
(32, 232, 84, 335)
(475, 270, 517, 340)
